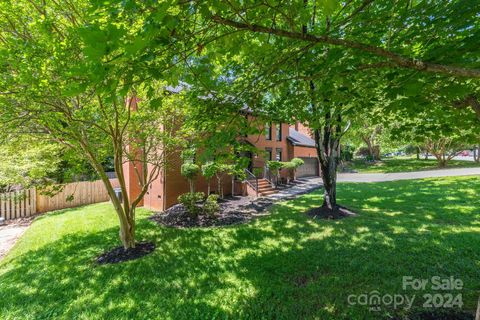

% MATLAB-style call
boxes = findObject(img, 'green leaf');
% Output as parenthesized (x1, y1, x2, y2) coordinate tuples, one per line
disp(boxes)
(319, 0, 340, 16)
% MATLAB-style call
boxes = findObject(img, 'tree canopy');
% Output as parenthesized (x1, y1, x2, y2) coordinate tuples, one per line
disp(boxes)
(1, 0, 479, 245)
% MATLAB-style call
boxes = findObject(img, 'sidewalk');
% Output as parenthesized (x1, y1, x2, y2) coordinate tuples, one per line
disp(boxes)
(266, 177, 323, 201)
(0, 218, 33, 261)
(337, 167, 480, 183)
(265, 167, 480, 201)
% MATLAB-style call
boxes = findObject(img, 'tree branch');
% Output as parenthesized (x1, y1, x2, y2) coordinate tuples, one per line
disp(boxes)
(211, 15, 480, 78)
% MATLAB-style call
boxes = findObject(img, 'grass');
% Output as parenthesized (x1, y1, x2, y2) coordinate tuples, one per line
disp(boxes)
(348, 157, 480, 173)
(1, 176, 479, 319)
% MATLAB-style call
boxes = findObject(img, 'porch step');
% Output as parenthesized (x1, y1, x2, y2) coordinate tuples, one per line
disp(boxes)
(257, 178, 277, 196)
(259, 190, 277, 196)
(258, 183, 273, 189)
(257, 179, 273, 186)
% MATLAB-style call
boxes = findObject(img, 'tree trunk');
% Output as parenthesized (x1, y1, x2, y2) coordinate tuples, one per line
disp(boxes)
(216, 176, 223, 198)
(189, 179, 194, 194)
(207, 180, 211, 195)
(119, 211, 135, 249)
(313, 116, 342, 210)
(308, 76, 344, 211)
(435, 153, 447, 167)
(81, 141, 137, 250)
(319, 156, 337, 209)
(475, 294, 480, 320)
(416, 146, 420, 160)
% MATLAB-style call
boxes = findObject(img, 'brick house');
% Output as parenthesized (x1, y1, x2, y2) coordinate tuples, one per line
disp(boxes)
(123, 97, 319, 212)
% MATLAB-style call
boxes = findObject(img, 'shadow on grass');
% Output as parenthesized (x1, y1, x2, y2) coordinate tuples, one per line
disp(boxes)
(0, 177, 479, 319)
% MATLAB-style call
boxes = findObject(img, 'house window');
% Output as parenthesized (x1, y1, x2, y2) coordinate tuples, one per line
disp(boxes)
(265, 123, 272, 140)
(265, 148, 272, 161)
(276, 148, 282, 161)
(276, 124, 282, 141)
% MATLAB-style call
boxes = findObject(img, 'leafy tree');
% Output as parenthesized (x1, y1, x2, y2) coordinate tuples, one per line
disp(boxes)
(422, 138, 465, 167)
(0, 135, 62, 192)
(181, 149, 201, 194)
(214, 163, 232, 199)
(199, 1, 480, 78)
(390, 103, 478, 167)
(185, 2, 480, 209)
(201, 161, 218, 195)
(290, 158, 305, 181)
(0, 0, 184, 249)
(347, 111, 385, 161)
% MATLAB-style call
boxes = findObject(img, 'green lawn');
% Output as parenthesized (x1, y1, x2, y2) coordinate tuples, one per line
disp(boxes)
(348, 157, 480, 173)
(1, 177, 479, 319)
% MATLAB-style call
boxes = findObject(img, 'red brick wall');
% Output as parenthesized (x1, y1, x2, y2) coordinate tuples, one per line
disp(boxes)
(143, 163, 165, 211)
(122, 97, 144, 207)
(246, 117, 290, 178)
(163, 151, 233, 210)
(293, 145, 317, 158)
(127, 113, 318, 211)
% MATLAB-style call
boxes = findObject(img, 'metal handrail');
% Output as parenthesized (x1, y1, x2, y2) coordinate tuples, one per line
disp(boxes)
(244, 168, 259, 197)
(263, 165, 276, 187)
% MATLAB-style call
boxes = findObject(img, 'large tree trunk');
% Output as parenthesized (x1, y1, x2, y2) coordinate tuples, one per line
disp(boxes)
(81, 140, 137, 250)
(119, 212, 136, 249)
(362, 136, 381, 161)
(313, 113, 342, 211)
(319, 154, 337, 209)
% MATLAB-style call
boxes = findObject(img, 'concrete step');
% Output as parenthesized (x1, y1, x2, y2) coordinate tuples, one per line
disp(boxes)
(258, 188, 278, 192)
(258, 183, 274, 188)
(257, 181, 273, 186)
(260, 190, 277, 196)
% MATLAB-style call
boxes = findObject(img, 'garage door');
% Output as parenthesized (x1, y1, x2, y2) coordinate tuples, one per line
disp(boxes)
(297, 157, 319, 178)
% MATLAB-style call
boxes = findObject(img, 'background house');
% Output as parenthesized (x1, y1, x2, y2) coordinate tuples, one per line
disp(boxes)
(124, 100, 319, 211)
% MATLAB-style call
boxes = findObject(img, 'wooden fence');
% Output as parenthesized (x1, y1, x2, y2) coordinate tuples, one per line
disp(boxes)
(0, 179, 119, 221)
(0, 189, 36, 220)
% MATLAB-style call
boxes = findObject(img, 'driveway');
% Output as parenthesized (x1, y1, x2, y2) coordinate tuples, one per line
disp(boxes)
(337, 167, 480, 183)
(0, 218, 33, 261)
(267, 167, 480, 201)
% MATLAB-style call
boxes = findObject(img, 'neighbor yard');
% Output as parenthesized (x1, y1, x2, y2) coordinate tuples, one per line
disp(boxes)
(347, 157, 480, 173)
(1, 176, 479, 319)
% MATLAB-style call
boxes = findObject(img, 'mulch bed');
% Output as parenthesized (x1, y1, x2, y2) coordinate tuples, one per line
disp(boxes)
(306, 205, 356, 220)
(96, 241, 155, 265)
(150, 196, 275, 228)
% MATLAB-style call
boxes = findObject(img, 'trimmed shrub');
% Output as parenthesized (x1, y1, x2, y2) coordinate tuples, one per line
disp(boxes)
(178, 192, 205, 217)
(281, 161, 296, 170)
(267, 160, 283, 173)
(203, 194, 220, 217)
(201, 161, 218, 195)
(181, 162, 200, 178)
(181, 162, 200, 193)
(288, 158, 305, 181)
(291, 158, 304, 167)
